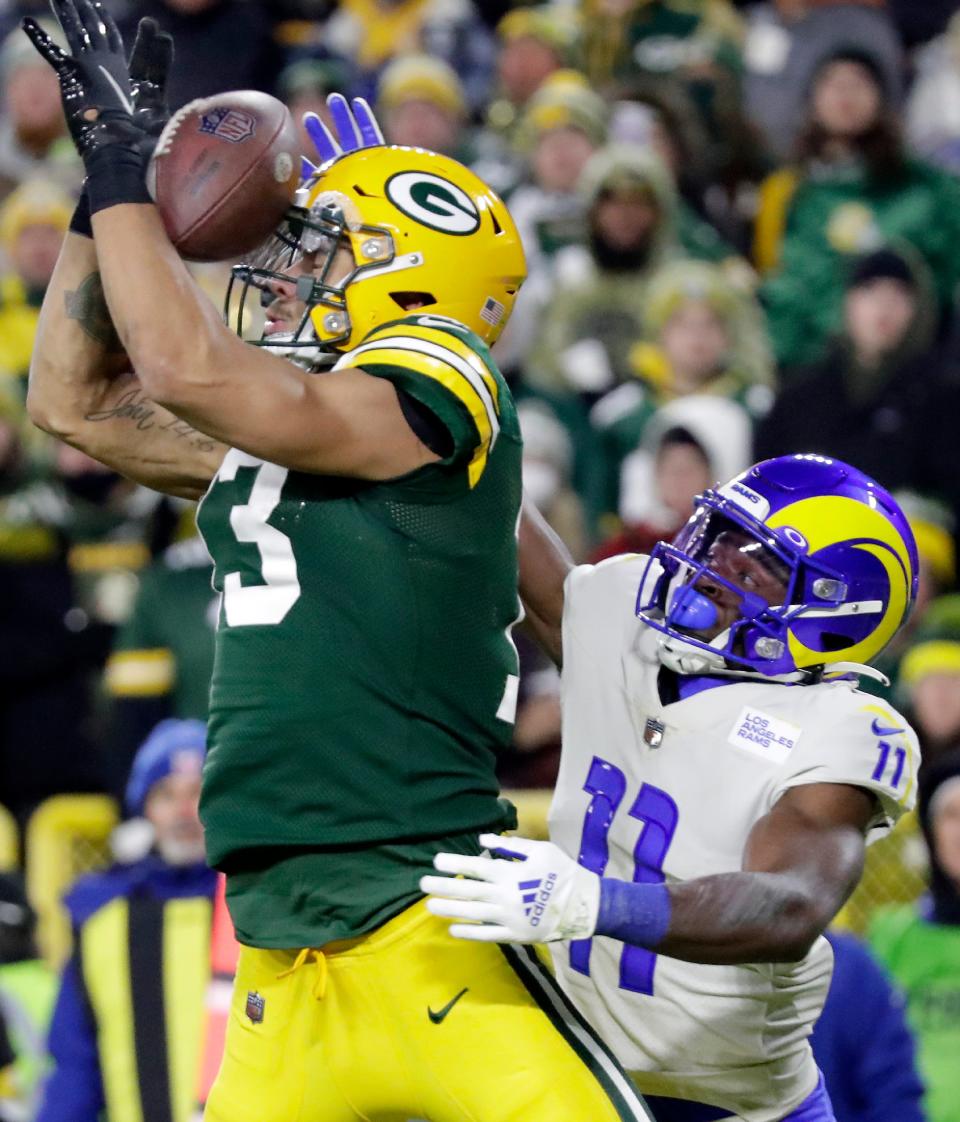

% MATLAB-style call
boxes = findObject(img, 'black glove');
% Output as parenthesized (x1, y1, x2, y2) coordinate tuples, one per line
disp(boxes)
(128, 16, 174, 145)
(23, 1, 139, 159)
(22, 2, 172, 215)
(67, 17, 175, 236)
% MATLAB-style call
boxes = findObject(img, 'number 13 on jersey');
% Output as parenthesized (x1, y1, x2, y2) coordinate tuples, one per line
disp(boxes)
(572, 756, 678, 995)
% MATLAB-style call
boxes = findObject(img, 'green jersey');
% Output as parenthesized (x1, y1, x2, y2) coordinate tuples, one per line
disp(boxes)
(105, 535, 217, 718)
(869, 904, 960, 1122)
(196, 315, 522, 945)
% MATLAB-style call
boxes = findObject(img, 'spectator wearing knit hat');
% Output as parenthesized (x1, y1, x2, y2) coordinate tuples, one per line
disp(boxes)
(583, 259, 772, 530)
(471, 5, 579, 199)
(377, 54, 468, 160)
(857, 494, 957, 701)
(898, 596, 960, 768)
(524, 157, 765, 403)
(36, 719, 216, 1122)
(319, 0, 495, 115)
(0, 179, 72, 389)
(869, 749, 960, 1122)
(486, 5, 576, 136)
(492, 71, 608, 376)
(0, 20, 81, 203)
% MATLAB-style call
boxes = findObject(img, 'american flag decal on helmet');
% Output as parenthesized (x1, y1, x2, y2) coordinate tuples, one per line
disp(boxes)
(245, 990, 265, 1024)
(480, 297, 505, 326)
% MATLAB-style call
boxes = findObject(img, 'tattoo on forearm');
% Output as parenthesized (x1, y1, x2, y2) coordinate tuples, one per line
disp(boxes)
(85, 388, 220, 452)
(64, 272, 124, 353)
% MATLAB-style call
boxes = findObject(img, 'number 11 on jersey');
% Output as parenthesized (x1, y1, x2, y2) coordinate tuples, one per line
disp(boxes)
(571, 756, 678, 995)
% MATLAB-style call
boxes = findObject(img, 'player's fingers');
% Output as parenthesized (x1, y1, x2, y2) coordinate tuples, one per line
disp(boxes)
(352, 97, 384, 145)
(425, 896, 503, 923)
(303, 112, 340, 165)
(127, 16, 154, 75)
(49, 0, 84, 49)
(327, 92, 361, 151)
(22, 18, 70, 68)
(419, 874, 497, 901)
(150, 31, 174, 89)
(447, 922, 513, 942)
(432, 851, 499, 880)
(71, 0, 102, 49)
(91, 0, 122, 52)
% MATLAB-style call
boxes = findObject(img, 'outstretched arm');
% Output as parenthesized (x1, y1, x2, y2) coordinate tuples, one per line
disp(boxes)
(422, 782, 875, 965)
(25, 12, 226, 499)
(518, 498, 573, 666)
(647, 782, 873, 963)
(27, 230, 226, 500)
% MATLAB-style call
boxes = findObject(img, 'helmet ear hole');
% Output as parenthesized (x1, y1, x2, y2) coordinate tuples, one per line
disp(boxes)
(390, 291, 436, 310)
(820, 633, 850, 652)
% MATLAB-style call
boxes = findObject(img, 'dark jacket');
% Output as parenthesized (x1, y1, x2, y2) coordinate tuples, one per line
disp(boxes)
(755, 339, 960, 522)
(811, 930, 925, 1122)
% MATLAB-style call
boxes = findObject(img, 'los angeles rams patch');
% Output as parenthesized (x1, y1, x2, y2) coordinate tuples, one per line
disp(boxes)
(728, 707, 800, 764)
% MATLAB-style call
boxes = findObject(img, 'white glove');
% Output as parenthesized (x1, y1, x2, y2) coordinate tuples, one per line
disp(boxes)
(420, 833, 601, 943)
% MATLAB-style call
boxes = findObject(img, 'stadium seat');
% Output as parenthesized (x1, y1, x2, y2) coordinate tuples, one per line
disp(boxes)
(0, 804, 17, 872)
(25, 795, 119, 966)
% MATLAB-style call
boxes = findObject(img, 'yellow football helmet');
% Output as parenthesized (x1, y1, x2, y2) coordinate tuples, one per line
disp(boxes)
(230, 145, 526, 362)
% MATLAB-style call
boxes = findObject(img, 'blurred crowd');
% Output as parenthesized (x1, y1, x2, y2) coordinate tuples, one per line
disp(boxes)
(1, 0, 960, 1119)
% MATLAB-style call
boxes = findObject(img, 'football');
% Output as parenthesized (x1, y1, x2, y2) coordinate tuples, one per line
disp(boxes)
(147, 89, 300, 263)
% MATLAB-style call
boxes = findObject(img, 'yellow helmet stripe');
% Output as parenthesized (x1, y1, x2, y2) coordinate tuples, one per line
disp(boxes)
(348, 336, 500, 445)
(370, 322, 501, 412)
(768, 495, 913, 669)
(785, 543, 907, 668)
(768, 495, 913, 575)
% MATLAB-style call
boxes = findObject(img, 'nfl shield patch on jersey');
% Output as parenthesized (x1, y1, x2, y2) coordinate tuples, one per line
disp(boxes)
(245, 990, 265, 1024)
(728, 707, 800, 764)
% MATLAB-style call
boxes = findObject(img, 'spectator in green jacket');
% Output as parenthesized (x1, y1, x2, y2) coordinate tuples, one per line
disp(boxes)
(757, 47, 960, 367)
(870, 749, 960, 1122)
(584, 258, 772, 526)
(104, 533, 217, 796)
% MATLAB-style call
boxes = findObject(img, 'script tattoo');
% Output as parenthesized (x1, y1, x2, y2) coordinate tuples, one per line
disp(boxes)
(85, 388, 220, 452)
(64, 272, 124, 353)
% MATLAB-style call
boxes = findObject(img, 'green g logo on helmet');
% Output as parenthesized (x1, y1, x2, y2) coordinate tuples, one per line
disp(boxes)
(385, 171, 481, 235)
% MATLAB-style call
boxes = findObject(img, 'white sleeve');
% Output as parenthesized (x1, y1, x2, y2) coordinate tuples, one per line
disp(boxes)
(562, 555, 652, 661)
(772, 687, 920, 843)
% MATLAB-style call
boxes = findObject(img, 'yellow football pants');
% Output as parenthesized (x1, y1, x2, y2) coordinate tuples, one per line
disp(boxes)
(204, 899, 652, 1122)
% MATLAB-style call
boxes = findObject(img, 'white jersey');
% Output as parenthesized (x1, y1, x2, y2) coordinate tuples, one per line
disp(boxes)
(548, 556, 919, 1122)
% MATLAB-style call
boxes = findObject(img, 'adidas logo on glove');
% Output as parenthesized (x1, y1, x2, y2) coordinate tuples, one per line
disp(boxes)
(520, 873, 558, 926)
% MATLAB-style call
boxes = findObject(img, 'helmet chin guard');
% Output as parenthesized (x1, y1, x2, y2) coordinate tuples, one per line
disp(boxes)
(636, 455, 919, 678)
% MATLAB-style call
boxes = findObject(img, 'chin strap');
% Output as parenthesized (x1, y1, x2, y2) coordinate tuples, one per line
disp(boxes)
(822, 662, 891, 687)
(656, 637, 889, 688)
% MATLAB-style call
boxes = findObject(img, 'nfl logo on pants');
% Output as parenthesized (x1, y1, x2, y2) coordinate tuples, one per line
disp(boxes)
(245, 991, 265, 1024)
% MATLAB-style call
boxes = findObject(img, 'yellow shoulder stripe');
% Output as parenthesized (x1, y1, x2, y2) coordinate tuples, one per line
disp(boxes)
(104, 649, 175, 697)
(370, 322, 501, 412)
(348, 338, 499, 450)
